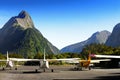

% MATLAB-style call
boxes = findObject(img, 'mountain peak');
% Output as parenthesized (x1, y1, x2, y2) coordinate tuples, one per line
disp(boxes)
(1, 10, 35, 32)
(0, 11, 59, 56)
(87, 30, 111, 44)
(113, 23, 120, 31)
(15, 10, 35, 29)
(60, 30, 111, 53)
(106, 23, 120, 47)
(18, 10, 29, 18)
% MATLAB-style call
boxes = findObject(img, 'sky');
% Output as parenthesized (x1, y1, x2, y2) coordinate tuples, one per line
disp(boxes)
(0, 0, 120, 49)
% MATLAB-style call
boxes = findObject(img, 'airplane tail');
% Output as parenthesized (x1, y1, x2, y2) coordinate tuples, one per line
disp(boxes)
(43, 48, 46, 61)
(40, 48, 49, 69)
(88, 51, 91, 61)
(7, 51, 9, 62)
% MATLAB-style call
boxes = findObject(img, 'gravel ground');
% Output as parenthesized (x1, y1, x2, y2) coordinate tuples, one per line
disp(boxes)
(0, 65, 120, 80)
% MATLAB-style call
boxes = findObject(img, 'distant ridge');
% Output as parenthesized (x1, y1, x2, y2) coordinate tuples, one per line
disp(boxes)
(0, 10, 59, 57)
(106, 23, 120, 47)
(60, 30, 111, 53)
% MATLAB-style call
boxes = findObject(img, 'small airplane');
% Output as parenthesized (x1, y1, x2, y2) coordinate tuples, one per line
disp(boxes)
(73, 53, 111, 70)
(0, 50, 79, 72)
(89, 54, 120, 68)
(0, 51, 40, 70)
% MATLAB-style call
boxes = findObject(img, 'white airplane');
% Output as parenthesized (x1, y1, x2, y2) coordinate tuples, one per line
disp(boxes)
(89, 54, 120, 68)
(91, 54, 120, 59)
(0, 50, 79, 71)
(0, 51, 40, 70)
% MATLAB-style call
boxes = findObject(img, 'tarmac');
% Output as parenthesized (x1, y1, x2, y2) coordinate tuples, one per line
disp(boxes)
(0, 65, 120, 80)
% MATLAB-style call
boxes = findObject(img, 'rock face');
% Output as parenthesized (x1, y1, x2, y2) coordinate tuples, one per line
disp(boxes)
(0, 10, 59, 57)
(106, 23, 120, 47)
(60, 30, 111, 53)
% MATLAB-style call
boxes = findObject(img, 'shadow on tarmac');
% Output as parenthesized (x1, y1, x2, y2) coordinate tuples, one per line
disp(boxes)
(53, 73, 120, 80)
(95, 75, 120, 80)
(95, 72, 120, 80)
(110, 72, 120, 74)
(54, 77, 120, 80)
(22, 71, 41, 74)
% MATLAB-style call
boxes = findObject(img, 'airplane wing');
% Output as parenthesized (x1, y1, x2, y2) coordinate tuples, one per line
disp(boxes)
(1, 57, 80, 62)
(0, 60, 7, 61)
(47, 58, 80, 61)
(61, 59, 111, 64)
(9, 58, 40, 61)
(94, 55, 120, 59)
(90, 59, 111, 63)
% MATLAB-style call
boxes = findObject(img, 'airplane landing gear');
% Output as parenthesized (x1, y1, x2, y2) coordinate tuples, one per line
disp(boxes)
(2, 67, 5, 70)
(43, 69, 45, 72)
(15, 68, 17, 70)
(80, 67, 82, 71)
(89, 66, 91, 70)
(51, 69, 54, 72)
(35, 69, 38, 72)
(74, 67, 82, 71)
